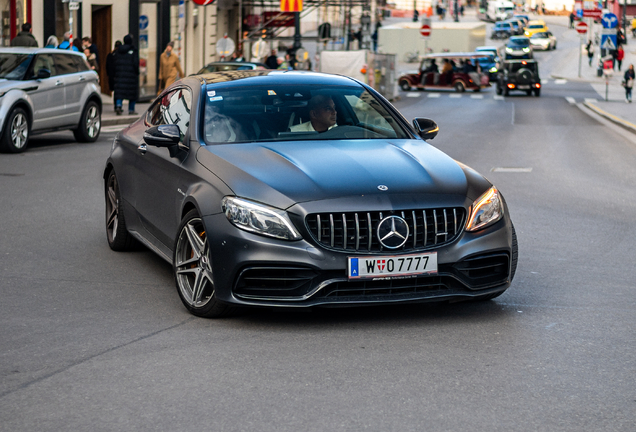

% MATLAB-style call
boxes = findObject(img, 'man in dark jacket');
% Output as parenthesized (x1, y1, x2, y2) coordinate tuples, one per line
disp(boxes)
(113, 35, 139, 115)
(10, 23, 38, 47)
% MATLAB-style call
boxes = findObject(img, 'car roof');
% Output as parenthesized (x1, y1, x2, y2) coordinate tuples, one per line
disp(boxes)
(527, 20, 546, 25)
(192, 70, 361, 87)
(203, 61, 267, 68)
(0, 47, 84, 56)
(509, 36, 530, 41)
(422, 52, 496, 59)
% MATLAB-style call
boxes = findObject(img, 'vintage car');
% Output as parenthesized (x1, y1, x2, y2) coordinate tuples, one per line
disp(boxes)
(398, 52, 492, 93)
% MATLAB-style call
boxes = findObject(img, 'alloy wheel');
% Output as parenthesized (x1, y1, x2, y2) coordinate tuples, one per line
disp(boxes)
(175, 218, 215, 308)
(106, 174, 119, 243)
(11, 112, 28, 150)
(86, 105, 101, 139)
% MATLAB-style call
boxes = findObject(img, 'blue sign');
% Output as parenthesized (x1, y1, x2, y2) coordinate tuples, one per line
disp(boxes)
(601, 34, 617, 51)
(602, 13, 618, 29)
(576, 9, 583, 18)
(139, 15, 149, 31)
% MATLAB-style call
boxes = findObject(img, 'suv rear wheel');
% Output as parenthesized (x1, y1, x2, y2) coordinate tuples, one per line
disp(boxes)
(73, 100, 101, 142)
(0, 107, 29, 153)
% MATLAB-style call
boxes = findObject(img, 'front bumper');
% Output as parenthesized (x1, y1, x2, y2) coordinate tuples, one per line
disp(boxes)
(204, 212, 514, 308)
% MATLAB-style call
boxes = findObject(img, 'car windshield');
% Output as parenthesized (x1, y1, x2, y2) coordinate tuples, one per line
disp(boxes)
(528, 24, 544, 29)
(0, 53, 33, 79)
(509, 38, 530, 47)
(531, 33, 547, 38)
(202, 84, 411, 144)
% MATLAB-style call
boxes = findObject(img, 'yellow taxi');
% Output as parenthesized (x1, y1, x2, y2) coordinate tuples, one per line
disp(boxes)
(524, 20, 549, 37)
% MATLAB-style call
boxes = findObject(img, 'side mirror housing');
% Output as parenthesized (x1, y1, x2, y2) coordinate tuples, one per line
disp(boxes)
(413, 118, 439, 140)
(36, 69, 51, 79)
(144, 124, 181, 147)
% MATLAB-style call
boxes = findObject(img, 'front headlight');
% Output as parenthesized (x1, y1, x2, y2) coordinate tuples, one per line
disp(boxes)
(522, 47, 530, 52)
(466, 187, 504, 232)
(489, 66, 498, 73)
(222, 196, 302, 241)
(505, 47, 513, 53)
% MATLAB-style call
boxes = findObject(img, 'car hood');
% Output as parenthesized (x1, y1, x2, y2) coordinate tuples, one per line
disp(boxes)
(197, 140, 485, 210)
(0, 79, 33, 91)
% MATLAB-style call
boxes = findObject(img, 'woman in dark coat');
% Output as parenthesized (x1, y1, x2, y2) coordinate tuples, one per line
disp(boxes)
(113, 35, 140, 115)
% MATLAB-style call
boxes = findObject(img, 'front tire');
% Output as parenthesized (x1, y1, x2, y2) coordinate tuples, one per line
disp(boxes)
(173, 210, 236, 318)
(399, 80, 412, 91)
(73, 100, 101, 142)
(0, 107, 29, 153)
(454, 81, 465, 92)
(534, 88, 541, 96)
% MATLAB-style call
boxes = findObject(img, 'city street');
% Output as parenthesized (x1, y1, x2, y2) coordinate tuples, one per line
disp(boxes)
(1, 16, 636, 432)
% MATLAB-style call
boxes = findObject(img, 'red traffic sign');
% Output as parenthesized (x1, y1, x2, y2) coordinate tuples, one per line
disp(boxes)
(575, 21, 588, 34)
(582, 9, 602, 19)
(420, 24, 431, 38)
(192, 0, 215, 4)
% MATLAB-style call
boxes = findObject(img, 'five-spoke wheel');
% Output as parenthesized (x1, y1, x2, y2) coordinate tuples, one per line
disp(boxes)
(173, 210, 235, 318)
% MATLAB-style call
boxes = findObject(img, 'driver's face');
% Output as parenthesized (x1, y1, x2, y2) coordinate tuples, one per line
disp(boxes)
(311, 99, 337, 131)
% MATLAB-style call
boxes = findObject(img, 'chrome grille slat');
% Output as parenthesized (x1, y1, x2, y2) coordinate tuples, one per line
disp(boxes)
(306, 207, 465, 253)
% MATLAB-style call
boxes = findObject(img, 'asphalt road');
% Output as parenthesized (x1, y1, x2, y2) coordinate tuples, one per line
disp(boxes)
(1, 32, 636, 431)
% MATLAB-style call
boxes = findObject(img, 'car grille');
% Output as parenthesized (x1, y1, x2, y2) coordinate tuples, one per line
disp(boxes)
(306, 208, 465, 253)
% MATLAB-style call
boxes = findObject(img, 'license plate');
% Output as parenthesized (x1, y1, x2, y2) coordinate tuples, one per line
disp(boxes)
(517, 85, 530, 89)
(348, 252, 437, 280)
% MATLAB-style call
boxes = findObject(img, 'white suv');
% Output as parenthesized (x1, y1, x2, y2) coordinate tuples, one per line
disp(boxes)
(0, 47, 102, 153)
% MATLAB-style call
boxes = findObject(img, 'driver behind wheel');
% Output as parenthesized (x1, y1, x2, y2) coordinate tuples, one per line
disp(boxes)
(289, 95, 338, 132)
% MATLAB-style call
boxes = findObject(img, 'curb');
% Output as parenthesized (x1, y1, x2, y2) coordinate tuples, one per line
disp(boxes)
(583, 101, 636, 135)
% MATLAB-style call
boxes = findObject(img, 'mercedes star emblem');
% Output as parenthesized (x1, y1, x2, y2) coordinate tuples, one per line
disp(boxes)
(377, 216, 409, 249)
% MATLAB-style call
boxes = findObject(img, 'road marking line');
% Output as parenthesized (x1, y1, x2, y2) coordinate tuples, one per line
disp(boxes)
(491, 167, 533, 173)
(555, 79, 567, 85)
(406, 92, 421, 98)
(494, 95, 505, 100)
(449, 94, 462, 98)
(470, 94, 484, 99)
(566, 97, 576, 104)
(427, 93, 441, 98)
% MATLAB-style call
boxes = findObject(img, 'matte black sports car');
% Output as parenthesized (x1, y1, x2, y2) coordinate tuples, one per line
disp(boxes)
(104, 71, 517, 318)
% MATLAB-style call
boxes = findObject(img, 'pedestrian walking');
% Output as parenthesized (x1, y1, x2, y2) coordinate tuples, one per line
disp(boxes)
(586, 40, 594, 66)
(58, 32, 79, 51)
(10, 23, 38, 47)
(113, 34, 139, 115)
(44, 35, 58, 48)
(623, 64, 635, 103)
(569, 12, 575, 29)
(265, 49, 278, 69)
(158, 41, 184, 94)
(617, 45, 624, 71)
(105, 40, 121, 95)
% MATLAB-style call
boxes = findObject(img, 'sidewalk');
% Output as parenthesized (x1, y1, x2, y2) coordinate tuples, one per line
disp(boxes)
(529, 14, 636, 134)
(101, 94, 151, 127)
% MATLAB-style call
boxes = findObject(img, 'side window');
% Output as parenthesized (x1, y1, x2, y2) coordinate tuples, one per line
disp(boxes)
(72, 55, 91, 72)
(31, 54, 57, 77)
(147, 88, 192, 140)
(53, 54, 79, 75)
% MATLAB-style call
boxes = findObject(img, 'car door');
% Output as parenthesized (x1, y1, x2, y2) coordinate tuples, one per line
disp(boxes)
(28, 54, 66, 130)
(134, 87, 193, 248)
(53, 53, 93, 124)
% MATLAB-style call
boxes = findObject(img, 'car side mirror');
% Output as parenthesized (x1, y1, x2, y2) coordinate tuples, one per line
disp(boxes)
(413, 118, 439, 140)
(144, 124, 181, 147)
(36, 69, 51, 79)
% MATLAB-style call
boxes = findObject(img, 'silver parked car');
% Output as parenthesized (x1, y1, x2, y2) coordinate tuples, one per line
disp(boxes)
(529, 31, 557, 51)
(0, 47, 102, 153)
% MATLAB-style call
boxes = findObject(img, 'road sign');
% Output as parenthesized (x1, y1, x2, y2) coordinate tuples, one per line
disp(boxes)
(420, 24, 431, 38)
(216, 35, 235, 58)
(601, 34, 617, 51)
(575, 21, 588, 34)
(68, 1, 79, 10)
(192, 0, 215, 5)
(280, 0, 302, 12)
(139, 15, 149, 31)
(602, 13, 618, 29)
(582, 9, 602, 18)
